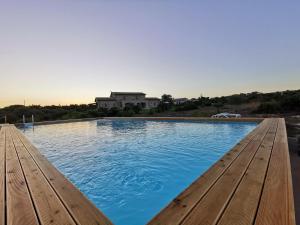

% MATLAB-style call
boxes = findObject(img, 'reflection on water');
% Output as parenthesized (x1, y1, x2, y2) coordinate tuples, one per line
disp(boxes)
(97, 119, 148, 132)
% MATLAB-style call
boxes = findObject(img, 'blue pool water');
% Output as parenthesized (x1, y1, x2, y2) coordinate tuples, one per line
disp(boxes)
(22, 119, 256, 225)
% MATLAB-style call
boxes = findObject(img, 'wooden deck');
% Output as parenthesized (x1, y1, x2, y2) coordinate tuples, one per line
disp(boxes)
(148, 118, 296, 225)
(0, 118, 296, 225)
(0, 124, 113, 225)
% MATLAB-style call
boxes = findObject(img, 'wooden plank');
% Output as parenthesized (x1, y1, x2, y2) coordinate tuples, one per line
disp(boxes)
(0, 129, 5, 225)
(255, 119, 296, 225)
(286, 122, 296, 225)
(148, 119, 271, 225)
(9, 127, 77, 225)
(180, 119, 275, 225)
(216, 119, 278, 225)
(2, 118, 293, 225)
(5, 127, 39, 225)
(13, 126, 113, 225)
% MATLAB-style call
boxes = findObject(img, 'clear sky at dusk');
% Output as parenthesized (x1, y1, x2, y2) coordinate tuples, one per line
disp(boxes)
(0, 0, 299, 107)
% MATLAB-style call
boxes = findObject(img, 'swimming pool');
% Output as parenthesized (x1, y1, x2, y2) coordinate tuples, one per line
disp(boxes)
(22, 119, 257, 225)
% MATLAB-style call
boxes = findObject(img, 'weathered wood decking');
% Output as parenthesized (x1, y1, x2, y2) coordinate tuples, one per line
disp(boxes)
(0, 118, 296, 225)
(0, 124, 113, 225)
(148, 118, 296, 225)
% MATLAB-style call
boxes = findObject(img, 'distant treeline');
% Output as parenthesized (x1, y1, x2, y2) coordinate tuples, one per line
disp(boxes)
(0, 89, 299, 123)
(0, 104, 103, 124)
(183, 89, 300, 113)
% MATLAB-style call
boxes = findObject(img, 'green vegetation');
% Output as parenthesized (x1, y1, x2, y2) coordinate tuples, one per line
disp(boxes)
(0, 104, 103, 124)
(0, 90, 299, 124)
(152, 90, 300, 116)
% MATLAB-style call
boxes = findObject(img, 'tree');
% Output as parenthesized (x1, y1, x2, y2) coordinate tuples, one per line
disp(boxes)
(157, 94, 174, 111)
(161, 94, 174, 104)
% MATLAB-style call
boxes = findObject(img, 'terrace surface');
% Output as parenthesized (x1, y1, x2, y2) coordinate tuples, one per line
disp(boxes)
(0, 118, 296, 225)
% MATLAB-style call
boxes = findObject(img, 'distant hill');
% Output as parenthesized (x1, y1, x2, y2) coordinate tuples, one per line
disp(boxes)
(0, 89, 299, 124)
(145, 89, 300, 117)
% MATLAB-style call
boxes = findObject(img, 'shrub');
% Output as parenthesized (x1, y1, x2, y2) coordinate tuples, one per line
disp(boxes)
(254, 101, 281, 113)
(174, 102, 198, 111)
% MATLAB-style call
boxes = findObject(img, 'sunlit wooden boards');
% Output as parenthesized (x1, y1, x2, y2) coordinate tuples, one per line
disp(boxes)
(0, 118, 295, 225)
(0, 128, 5, 225)
(0, 125, 112, 225)
(148, 118, 296, 225)
(255, 119, 296, 225)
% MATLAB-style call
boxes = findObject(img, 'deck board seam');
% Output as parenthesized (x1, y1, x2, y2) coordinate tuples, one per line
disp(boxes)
(213, 119, 277, 225)
(173, 120, 270, 225)
(251, 120, 279, 225)
(179, 119, 275, 225)
(148, 120, 270, 225)
(0, 128, 7, 225)
(283, 118, 296, 225)
(214, 118, 278, 225)
(214, 119, 278, 225)
(4, 129, 7, 225)
(13, 128, 81, 225)
(172, 120, 271, 225)
(285, 122, 296, 224)
(3, 118, 293, 225)
(8, 128, 42, 225)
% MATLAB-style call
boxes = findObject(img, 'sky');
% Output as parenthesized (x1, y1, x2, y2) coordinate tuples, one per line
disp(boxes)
(0, 0, 299, 107)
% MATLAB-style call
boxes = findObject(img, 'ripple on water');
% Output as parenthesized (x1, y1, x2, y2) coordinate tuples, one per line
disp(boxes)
(23, 119, 257, 225)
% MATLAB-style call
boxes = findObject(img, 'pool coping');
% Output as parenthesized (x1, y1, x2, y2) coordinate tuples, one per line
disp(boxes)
(104, 116, 264, 122)
(15, 116, 264, 128)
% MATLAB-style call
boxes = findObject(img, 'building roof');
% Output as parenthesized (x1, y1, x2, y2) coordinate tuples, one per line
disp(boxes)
(95, 97, 116, 101)
(146, 97, 161, 100)
(110, 92, 146, 96)
(174, 98, 188, 101)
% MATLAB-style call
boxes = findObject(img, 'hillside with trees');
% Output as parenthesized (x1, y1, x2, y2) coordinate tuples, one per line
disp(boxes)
(0, 89, 299, 124)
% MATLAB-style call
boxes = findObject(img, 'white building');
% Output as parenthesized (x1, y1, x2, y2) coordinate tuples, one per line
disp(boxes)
(174, 98, 189, 105)
(95, 92, 160, 110)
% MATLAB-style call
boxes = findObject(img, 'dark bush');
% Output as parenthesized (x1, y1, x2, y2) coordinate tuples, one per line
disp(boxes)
(254, 101, 281, 113)
(174, 102, 198, 111)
